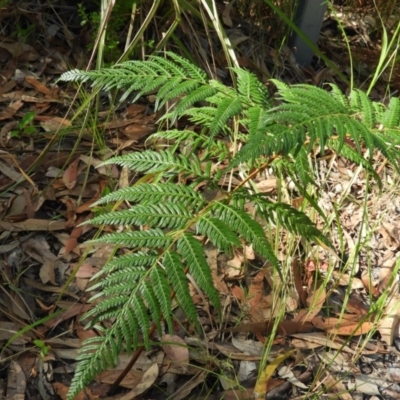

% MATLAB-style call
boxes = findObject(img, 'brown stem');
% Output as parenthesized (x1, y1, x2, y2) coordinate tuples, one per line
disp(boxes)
(108, 323, 157, 395)
(108, 266, 189, 394)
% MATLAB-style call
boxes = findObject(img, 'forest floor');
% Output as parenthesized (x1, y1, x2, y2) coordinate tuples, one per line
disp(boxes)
(0, 1, 400, 399)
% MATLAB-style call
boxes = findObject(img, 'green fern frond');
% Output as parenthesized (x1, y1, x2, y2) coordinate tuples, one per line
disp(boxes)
(86, 203, 193, 229)
(174, 85, 218, 116)
(209, 97, 242, 139)
(99, 150, 207, 177)
(232, 67, 271, 107)
(212, 202, 280, 271)
(141, 281, 163, 335)
(381, 97, 400, 129)
(196, 216, 241, 251)
(63, 54, 400, 400)
(90, 229, 173, 248)
(132, 296, 151, 349)
(350, 89, 376, 128)
(178, 107, 217, 127)
(150, 266, 174, 333)
(288, 146, 313, 187)
(247, 107, 269, 136)
(250, 196, 331, 247)
(91, 252, 156, 278)
(163, 250, 199, 328)
(176, 234, 221, 315)
(167, 52, 208, 81)
(94, 182, 205, 210)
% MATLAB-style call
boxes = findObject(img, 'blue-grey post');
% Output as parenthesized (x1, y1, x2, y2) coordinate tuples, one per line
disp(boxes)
(289, 0, 328, 66)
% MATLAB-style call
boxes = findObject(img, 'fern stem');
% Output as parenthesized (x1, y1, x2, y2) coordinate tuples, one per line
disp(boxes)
(108, 323, 156, 394)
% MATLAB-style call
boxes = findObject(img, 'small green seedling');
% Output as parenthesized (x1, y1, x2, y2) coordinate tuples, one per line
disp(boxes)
(11, 111, 36, 138)
(33, 339, 51, 358)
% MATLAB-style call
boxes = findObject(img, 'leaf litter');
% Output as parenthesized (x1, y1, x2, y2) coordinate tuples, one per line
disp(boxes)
(1, 1, 400, 400)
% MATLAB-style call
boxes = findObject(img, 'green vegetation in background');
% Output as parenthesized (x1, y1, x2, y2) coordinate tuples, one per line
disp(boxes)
(78, 0, 134, 62)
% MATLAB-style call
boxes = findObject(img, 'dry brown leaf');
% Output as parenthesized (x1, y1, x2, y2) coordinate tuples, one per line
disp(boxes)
(230, 285, 246, 303)
(6, 361, 26, 400)
(247, 271, 265, 322)
(162, 334, 189, 373)
(39, 260, 56, 285)
(0, 160, 22, 182)
(377, 276, 400, 345)
(222, 2, 233, 27)
(99, 370, 144, 389)
(226, 253, 243, 277)
(322, 371, 353, 400)
(173, 371, 208, 400)
(43, 303, 91, 328)
(312, 316, 375, 336)
(291, 332, 356, 354)
(24, 76, 53, 96)
(215, 342, 262, 361)
(293, 284, 326, 324)
(62, 158, 79, 189)
(119, 363, 159, 400)
(52, 382, 86, 400)
(255, 178, 277, 192)
(0, 219, 66, 231)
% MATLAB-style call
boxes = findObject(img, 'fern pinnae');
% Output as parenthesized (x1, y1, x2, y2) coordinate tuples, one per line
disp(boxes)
(94, 252, 156, 276)
(89, 267, 145, 291)
(166, 52, 208, 82)
(233, 68, 271, 107)
(163, 251, 200, 329)
(141, 281, 163, 336)
(212, 202, 281, 272)
(93, 183, 205, 210)
(177, 234, 221, 316)
(173, 85, 218, 116)
(161, 80, 203, 109)
(196, 216, 241, 252)
(247, 107, 268, 136)
(60, 54, 400, 400)
(99, 150, 187, 174)
(357, 90, 376, 128)
(209, 97, 242, 139)
(382, 97, 400, 128)
(132, 296, 151, 349)
(87, 203, 193, 229)
(90, 229, 173, 248)
(150, 266, 174, 333)
(149, 56, 187, 77)
(328, 83, 348, 107)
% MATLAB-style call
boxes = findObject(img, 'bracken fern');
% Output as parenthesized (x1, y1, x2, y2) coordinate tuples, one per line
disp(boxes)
(61, 52, 400, 399)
